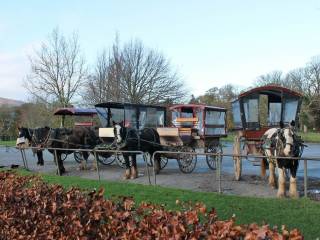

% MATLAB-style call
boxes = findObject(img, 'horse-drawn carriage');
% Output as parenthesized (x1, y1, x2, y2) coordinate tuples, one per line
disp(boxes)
(169, 104, 227, 171)
(53, 107, 115, 165)
(231, 85, 303, 180)
(95, 102, 227, 173)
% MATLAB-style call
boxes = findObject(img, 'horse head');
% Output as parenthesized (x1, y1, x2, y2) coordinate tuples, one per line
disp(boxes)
(16, 127, 32, 146)
(113, 121, 126, 144)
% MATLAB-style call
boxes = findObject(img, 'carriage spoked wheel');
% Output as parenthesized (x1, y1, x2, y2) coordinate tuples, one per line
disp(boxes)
(233, 135, 242, 181)
(61, 153, 68, 161)
(73, 151, 83, 163)
(206, 142, 223, 170)
(177, 146, 197, 173)
(116, 154, 130, 168)
(97, 154, 116, 165)
(144, 152, 168, 170)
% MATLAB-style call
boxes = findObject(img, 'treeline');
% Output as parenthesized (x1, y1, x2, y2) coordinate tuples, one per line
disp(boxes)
(191, 57, 320, 131)
(1, 28, 320, 137)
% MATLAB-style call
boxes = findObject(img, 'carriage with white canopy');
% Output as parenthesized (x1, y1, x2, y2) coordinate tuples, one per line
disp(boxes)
(231, 85, 303, 180)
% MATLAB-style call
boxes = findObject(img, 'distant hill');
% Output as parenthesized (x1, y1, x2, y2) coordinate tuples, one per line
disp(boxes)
(0, 97, 24, 107)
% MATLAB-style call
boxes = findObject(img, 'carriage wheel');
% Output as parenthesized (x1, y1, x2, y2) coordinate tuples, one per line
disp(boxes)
(233, 135, 242, 181)
(144, 152, 168, 170)
(177, 146, 197, 173)
(97, 154, 116, 165)
(61, 153, 68, 161)
(116, 154, 131, 168)
(73, 151, 82, 163)
(206, 142, 223, 170)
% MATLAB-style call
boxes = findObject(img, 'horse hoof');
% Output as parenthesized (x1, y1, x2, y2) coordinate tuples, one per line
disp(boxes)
(277, 192, 286, 198)
(123, 169, 131, 180)
(289, 192, 299, 199)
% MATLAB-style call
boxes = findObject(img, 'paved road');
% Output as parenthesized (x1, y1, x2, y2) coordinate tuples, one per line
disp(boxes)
(1, 141, 320, 198)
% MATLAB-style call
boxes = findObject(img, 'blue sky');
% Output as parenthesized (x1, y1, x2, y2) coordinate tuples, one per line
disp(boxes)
(1, 0, 320, 101)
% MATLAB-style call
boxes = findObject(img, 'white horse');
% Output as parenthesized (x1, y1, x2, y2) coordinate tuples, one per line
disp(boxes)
(262, 121, 303, 198)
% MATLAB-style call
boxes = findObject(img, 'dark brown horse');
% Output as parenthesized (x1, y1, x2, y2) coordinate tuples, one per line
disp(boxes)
(35, 126, 98, 174)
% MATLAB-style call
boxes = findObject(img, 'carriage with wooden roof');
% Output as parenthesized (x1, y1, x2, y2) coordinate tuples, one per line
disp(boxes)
(231, 85, 303, 180)
(169, 104, 227, 172)
(95, 102, 227, 173)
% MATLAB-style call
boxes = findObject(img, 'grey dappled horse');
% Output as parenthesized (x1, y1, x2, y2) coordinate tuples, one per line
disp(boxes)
(262, 121, 304, 198)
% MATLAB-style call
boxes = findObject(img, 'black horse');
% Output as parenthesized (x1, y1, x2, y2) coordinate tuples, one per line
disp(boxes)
(17, 127, 47, 165)
(113, 121, 162, 179)
(45, 126, 99, 174)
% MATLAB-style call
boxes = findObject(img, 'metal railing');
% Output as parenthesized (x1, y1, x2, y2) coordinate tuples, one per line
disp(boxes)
(150, 151, 320, 198)
(16, 146, 148, 182)
(9, 145, 320, 199)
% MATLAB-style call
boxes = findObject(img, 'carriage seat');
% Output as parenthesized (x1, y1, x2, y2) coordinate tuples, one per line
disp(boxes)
(99, 128, 115, 138)
(156, 127, 183, 147)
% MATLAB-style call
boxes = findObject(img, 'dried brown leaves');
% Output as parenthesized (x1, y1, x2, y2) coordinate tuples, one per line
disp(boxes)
(0, 172, 303, 239)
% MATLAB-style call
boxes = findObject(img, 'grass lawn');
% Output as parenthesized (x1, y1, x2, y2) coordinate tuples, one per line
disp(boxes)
(300, 131, 320, 143)
(11, 169, 320, 239)
(0, 140, 16, 147)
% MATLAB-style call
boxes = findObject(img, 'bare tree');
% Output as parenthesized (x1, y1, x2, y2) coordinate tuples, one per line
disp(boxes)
(84, 38, 185, 105)
(24, 28, 87, 108)
(255, 70, 283, 86)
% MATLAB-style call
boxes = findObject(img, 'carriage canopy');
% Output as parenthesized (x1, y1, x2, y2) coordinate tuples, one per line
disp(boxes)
(232, 85, 302, 131)
(53, 107, 97, 127)
(95, 102, 166, 130)
(169, 104, 227, 137)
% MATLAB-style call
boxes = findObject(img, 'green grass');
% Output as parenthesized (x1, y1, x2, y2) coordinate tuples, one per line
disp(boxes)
(11, 169, 320, 239)
(0, 140, 16, 147)
(299, 132, 320, 143)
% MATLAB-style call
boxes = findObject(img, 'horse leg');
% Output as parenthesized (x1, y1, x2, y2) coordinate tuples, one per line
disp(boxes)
(277, 167, 286, 198)
(289, 162, 299, 198)
(36, 151, 44, 166)
(123, 154, 131, 180)
(81, 152, 88, 170)
(57, 154, 65, 175)
(265, 150, 276, 187)
(268, 160, 276, 188)
(130, 154, 138, 179)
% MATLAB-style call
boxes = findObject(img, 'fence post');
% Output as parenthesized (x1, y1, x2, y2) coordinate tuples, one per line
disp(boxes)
(304, 159, 308, 198)
(22, 149, 29, 170)
(143, 152, 151, 185)
(93, 150, 101, 181)
(217, 153, 222, 193)
(54, 149, 61, 176)
(20, 148, 27, 169)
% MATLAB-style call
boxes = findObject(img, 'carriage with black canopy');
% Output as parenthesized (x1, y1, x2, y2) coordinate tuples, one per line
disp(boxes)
(95, 102, 170, 169)
(95, 102, 228, 173)
(231, 85, 303, 180)
(53, 107, 117, 165)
